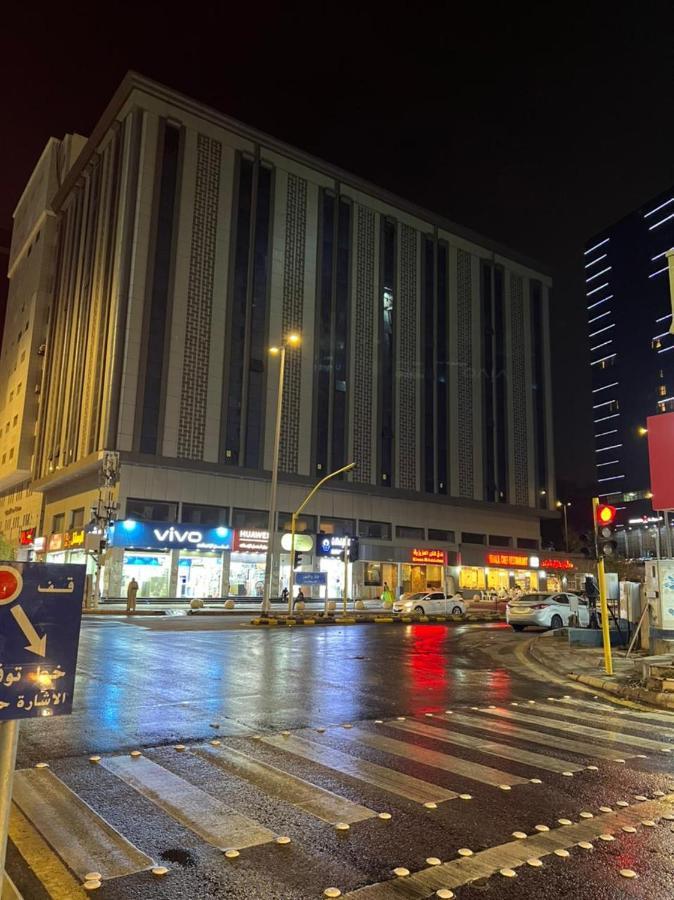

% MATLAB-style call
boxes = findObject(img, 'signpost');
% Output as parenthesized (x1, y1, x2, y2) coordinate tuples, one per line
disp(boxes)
(295, 572, 327, 587)
(0, 562, 85, 893)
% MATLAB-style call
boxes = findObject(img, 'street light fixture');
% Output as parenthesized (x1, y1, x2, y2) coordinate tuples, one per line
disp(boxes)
(261, 333, 301, 615)
(556, 500, 571, 552)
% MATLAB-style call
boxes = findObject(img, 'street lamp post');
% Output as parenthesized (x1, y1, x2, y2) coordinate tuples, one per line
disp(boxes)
(262, 334, 300, 616)
(556, 500, 571, 552)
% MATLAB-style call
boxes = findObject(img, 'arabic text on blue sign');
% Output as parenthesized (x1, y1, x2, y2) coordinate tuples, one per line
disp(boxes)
(0, 562, 85, 722)
(110, 520, 233, 551)
(295, 571, 328, 586)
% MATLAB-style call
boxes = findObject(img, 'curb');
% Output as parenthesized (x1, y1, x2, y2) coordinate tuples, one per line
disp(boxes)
(528, 635, 674, 710)
(248, 614, 503, 627)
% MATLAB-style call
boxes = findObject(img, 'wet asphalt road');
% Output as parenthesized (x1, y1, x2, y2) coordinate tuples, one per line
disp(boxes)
(6, 617, 674, 899)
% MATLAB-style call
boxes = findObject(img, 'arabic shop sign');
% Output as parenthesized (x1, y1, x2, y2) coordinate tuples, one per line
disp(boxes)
(316, 534, 350, 557)
(0, 562, 85, 722)
(485, 552, 530, 568)
(109, 520, 233, 551)
(19, 527, 36, 546)
(411, 548, 447, 565)
(233, 529, 269, 553)
(540, 558, 575, 571)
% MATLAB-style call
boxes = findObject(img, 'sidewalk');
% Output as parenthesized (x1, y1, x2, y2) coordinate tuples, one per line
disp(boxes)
(528, 630, 674, 710)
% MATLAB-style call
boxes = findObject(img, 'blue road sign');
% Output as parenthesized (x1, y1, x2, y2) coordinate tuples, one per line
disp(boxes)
(0, 562, 85, 722)
(295, 571, 327, 586)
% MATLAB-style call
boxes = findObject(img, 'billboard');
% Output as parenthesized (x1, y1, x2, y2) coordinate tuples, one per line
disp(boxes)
(647, 411, 674, 509)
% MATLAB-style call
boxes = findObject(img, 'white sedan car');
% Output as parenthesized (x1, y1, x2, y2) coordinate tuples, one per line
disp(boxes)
(506, 592, 589, 631)
(393, 591, 466, 616)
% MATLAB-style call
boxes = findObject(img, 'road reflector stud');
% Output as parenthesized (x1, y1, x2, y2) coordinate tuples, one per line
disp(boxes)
(652, 790, 665, 797)
(210, 740, 221, 746)
(579, 812, 593, 819)
(426, 857, 442, 866)
(561, 772, 574, 777)
(620, 869, 637, 878)
(317, 727, 326, 733)
(527, 858, 542, 867)
(599, 806, 612, 813)
(35, 762, 49, 769)
(470, 707, 479, 711)
(83, 880, 101, 891)
(324, 890, 342, 898)
(335, 822, 350, 831)
(488, 705, 496, 709)
(85, 872, 102, 881)
(498, 784, 511, 791)
(614, 759, 625, 764)
(662, 814, 674, 821)
(424, 801, 437, 809)
(512, 831, 527, 839)
(374, 719, 384, 724)
(661, 748, 671, 753)
(635, 754, 648, 759)
(89, 756, 101, 764)
(616, 800, 629, 807)
(598, 834, 615, 841)
(530, 778, 542, 784)
(554, 849, 570, 858)
(444, 710, 453, 714)
(436, 891, 454, 899)
(578, 841, 594, 850)
(276, 836, 292, 844)
(534, 825, 549, 832)
(586, 765, 599, 771)
(342, 724, 353, 729)
(396, 716, 406, 721)
(558, 819, 572, 826)
(641, 820, 656, 827)
(130, 751, 142, 758)
(209, 723, 220, 729)
(281, 731, 290, 736)
(634, 795, 648, 801)
(458, 848, 473, 857)
(511, 702, 519, 706)
(459, 794, 472, 800)
(174, 744, 186, 752)
(393, 867, 410, 876)
(425, 712, 434, 717)
(622, 826, 637, 833)
(152, 866, 169, 876)
(378, 812, 392, 820)
(528, 700, 536, 704)
(500, 868, 517, 877)
(224, 849, 240, 859)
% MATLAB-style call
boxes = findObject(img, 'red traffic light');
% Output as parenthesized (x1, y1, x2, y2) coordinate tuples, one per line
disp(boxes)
(596, 504, 617, 527)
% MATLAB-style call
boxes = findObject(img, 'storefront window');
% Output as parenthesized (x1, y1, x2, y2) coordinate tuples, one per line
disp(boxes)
(364, 563, 382, 585)
(232, 508, 268, 530)
(319, 516, 355, 537)
(229, 555, 265, 597)
(426, 565, 443, 589)
(513, 570, 539, 591)
(486, 569, 510, 590)
(181, 504, 228, 526)
(123, 550, 171, 597)
(459, 566, 486, 591)
(358, 520, 392, 540)
(401, 564, 427, 594)
(177, 551, 223, 597)
(278, 512, 317, 533)
(320, 556, 346, 598)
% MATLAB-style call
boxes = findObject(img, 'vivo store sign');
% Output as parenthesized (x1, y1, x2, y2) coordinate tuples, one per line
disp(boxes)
(110, 520, 233, 551)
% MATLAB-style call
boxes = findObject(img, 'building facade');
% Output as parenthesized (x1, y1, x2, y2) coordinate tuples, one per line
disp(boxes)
(585, 187, 674, 555)
(0, 73, 564, 600)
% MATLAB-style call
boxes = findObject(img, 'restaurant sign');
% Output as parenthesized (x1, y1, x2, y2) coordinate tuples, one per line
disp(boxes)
(411, 548, 447, 565)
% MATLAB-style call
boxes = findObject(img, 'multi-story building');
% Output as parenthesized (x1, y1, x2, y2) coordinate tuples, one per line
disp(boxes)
(0, 73, 567, 601)
(585, 187, 674, 555)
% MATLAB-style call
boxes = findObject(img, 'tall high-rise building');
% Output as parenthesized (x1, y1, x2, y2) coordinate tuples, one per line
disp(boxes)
(0, 73, 570, 601)
(585, 188, 674, 553)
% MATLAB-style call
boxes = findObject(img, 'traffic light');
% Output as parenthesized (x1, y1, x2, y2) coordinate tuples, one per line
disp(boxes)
(595, 503, 618, 557)
(293, 551, 303, 569)
(348, 537, 359, 562)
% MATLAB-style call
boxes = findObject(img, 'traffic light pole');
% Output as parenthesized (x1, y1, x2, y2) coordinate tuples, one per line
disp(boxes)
(343, 538, 350, 616)
(287, 462, 356, 616)
(592, 496, 614, 676)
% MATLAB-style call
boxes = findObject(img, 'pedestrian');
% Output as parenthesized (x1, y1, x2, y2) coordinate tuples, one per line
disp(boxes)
(293, 588, 305, 611)
(281, 587, 289, 605)
(381, 581, 394, 607)
(126, 576, 139, 613)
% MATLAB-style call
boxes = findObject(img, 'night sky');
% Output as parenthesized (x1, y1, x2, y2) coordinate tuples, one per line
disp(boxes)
(3, 3, 674, 526)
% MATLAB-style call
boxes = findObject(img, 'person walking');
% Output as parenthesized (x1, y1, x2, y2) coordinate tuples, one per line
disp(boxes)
(126, 576, 139, 613)
(381, 582, 394, 608)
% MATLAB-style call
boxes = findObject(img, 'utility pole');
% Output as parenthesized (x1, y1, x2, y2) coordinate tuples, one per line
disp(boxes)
(85, 451, 119, 608)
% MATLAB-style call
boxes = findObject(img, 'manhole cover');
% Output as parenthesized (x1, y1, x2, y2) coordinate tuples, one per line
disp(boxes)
(159, 848, 197, 867)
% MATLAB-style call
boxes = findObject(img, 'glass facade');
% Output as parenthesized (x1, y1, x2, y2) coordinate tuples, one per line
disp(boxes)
(379, 219, 396, 486)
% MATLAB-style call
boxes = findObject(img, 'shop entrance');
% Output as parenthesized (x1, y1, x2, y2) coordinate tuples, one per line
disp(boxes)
(229, 553, 266, 597)
(123, 550, 171, 597)
(178, 551, 223, 598)
(401, 563, 443, 595)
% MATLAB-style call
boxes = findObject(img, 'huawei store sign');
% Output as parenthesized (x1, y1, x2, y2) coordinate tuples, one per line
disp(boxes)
(233, 530, 269, 553)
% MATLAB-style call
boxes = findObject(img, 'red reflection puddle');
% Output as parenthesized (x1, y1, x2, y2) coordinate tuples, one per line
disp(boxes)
(409, 625, 448, 693)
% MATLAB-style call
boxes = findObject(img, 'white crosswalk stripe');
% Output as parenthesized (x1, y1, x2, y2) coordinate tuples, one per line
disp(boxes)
(517, 701, 674, 739)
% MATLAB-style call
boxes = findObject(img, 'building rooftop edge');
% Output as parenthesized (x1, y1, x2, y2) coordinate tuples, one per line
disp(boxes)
(50, 70, 552, 279)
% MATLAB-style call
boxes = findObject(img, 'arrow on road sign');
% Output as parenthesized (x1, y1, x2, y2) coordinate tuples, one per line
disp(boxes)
(0, 702, 8, 710)
(11, 604, 47, 657)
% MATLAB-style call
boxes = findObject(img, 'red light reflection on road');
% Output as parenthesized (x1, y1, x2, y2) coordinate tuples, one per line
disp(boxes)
(409, 625, 448, 693)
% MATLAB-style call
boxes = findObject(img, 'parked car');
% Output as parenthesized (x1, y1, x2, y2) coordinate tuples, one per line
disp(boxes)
(506, 592, 589, 631)
(393, 591, 466, 616)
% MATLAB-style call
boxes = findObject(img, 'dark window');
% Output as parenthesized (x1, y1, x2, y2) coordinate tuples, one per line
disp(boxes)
(516, 537, 539, 550)
(244, 164, 273, 469)
(180, 504, 229, 526)
(422, 236, 435, 492)
(436, 241, 449, 493)
(428, 528, 455, 542)
(278, 512, 317, 533)
(319, 516, 355, 537)
(52, 513, 65, 533)
(140, 123, 181, 454)
(315, 191, 335, 474)
(461, 532, 486, 544)
(224, 157, 273, 468)
(332, 199, 351, 471)
(396, 525, 425, 540)
(494, 267, 508, 501)
(530, 281, 547, 507)
(126, 498, 177, 522)
(489, 534, 512, 547)
(358, 520, 392, 540)
(379, 220, 396, 486)
(232, 508, 268, 530)
(70, 508, 84, 529)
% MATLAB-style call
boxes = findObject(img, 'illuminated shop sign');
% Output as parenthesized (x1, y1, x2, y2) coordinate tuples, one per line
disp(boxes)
(48, 533, 64, 552)
(411, 548, 447, 565)
(485, 552, 529, 568)
(19, 527, 36, 546)
(63, 529, 85, 549)
(109, 520, 233, 551)
(316, 535, 349, 557)
(33, 536, 46, 552)
(540, 558, 575, 570)
(233, 529, 269, 553)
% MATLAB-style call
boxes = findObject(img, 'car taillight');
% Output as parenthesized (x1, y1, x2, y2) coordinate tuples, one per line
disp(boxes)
(531, 604, 547, 609)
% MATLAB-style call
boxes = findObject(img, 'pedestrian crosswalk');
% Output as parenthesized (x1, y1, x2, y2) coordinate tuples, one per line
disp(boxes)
(6, 695, 674, 898)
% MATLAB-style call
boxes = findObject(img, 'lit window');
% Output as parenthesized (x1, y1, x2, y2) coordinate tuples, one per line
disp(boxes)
(659, 385, 667, 397)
